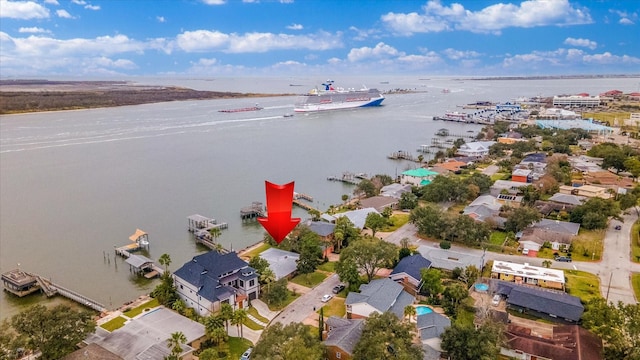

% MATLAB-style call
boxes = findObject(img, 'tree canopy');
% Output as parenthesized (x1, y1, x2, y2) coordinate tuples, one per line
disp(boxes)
(352, 312, 423, 360)
(441, 321, 504, 360)
(337, 235, 398, 282)
(581, 298, 640, 360)
(252, 322, 324, 360)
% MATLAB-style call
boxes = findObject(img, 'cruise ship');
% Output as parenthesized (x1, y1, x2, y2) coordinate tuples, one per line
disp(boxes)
(293, 80, 385, 112)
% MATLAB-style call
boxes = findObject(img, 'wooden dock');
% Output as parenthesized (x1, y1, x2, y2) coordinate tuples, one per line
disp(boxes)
(1, 269, 107, 313)
(115, 229, 150, 259)
(327, 172, 361, 185)
(388, 150, 417, 161)
(241, 202, 265, 220)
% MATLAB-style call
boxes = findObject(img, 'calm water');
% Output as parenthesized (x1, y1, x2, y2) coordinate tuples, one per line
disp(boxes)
(1, 76, 638, 319)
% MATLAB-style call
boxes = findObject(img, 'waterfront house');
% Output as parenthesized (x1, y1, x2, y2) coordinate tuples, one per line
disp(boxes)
(258, 248, 299, 280)
(380, 183, 413, 198)
(401, 168, 439, 186)
(332, 208, 380, 229)
(358, 195, 398, 213)
(455, 141, 496, 157)
(389, 254, 432, 295)
(491, 260, 565, 290)
(493, 280, 584, 323)
(502, 325, 603, 360)
(173, 251, 259, 317)
(306, 220, 336, 257)
(345, 278, 414, 319)
(323, 316, 365, 360)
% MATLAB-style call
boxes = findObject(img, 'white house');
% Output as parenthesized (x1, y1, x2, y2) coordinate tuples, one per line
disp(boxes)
(345, 278, 414, 319)
(456, 141, 496, 157)
(401, 168, 439, 186)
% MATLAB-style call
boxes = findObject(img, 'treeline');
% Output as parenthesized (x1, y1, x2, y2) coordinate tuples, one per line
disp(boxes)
(0, 88, 285, 114)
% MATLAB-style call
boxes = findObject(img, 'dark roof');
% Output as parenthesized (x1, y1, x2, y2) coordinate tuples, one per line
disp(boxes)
(522, 153, 547, 163)
(506, 325, 603, 360)
(63, 343, 123, 360)
(324, 316, 365, 355)
(390, 254, 432, 282)
(416, 312, 450, 340)
(307, 221, 336, 237)
(494, 280, 584, 322)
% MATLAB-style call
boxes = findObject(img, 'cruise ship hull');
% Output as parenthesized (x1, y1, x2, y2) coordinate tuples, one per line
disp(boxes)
(294, 89, 384, 112)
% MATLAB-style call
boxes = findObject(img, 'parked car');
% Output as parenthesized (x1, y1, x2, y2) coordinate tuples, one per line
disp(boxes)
(332, 284, 346, 294)
(240, 347, 252, 360)
(615, 225, 622, 230)
(555, 256, 572, 262)
(492, 294, 501, 306)
(321, 294, 333, 302)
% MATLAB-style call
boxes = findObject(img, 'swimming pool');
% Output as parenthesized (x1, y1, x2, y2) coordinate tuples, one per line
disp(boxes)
(474, 283, 489, 292)
(416, 306, 433, 316)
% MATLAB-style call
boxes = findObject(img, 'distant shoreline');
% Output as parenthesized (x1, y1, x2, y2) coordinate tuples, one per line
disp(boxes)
(463, 74, 640, 81)
(0, 80, 293, 115)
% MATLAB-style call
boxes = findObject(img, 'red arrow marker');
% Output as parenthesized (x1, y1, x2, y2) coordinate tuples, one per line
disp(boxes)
(258, 181, 301, 244)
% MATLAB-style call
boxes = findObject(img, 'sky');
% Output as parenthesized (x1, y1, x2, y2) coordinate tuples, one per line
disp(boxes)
(0, 0, 639, 78)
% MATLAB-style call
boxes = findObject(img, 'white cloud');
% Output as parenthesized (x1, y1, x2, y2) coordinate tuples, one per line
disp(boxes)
(157, 16, 166, 23)
(502, 48, 640, 69)
(56, 9, 73, 18)
(610, 9, 637, 25)
(382, 0, 592, 35)
(44, 0, 59, 4)
(442, 48, 481, 60)
(71, 0, 86, 4)
(91, 56, 137, 69)
(583, 52, 640, 65)
(85, 4, 100, 10)
(619, 18, 634, 25)
(564, 37, 597, 50)
(347, 42, 403, 62)
(202, 0, 225, 5)
(0, 0, 50, 19)
(18, 27, 52, 34)
(175, 29, 342, 53)
(287, 23, 303, 30)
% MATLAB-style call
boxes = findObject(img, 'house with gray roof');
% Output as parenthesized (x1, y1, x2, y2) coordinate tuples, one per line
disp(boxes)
(333, 208, 379, 229)
(380, 183, 413, 199)
(173, 251, 259, 317)
(358, 195, 398, 213)
(417, 312, 451, 360)
(323, 316, 365, 360)
(531, 219, 580, 236)
(258, 247, 299, 280)
(306, 220, 337, 256)
(548, 193, 586, 206)
(389, 254, 431, 294)
(456, 141, 496, 157)
(345, 278, 414, 320)
(492, 280, 584, 323)
(418, 246, 484, 271)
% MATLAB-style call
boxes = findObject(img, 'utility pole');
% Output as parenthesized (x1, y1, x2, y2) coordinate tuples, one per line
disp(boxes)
(605, 272, 613, 302)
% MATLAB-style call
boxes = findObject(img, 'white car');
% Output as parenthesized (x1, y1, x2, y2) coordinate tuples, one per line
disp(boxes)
(321, 294, 333, 303)
(492, 294, 501, 306)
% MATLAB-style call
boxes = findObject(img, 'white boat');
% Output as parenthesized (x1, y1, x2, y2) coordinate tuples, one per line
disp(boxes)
(294, 80, 384, 112)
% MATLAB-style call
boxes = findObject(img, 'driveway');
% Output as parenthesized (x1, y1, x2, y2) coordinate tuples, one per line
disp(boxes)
(270, 274, 340, 326)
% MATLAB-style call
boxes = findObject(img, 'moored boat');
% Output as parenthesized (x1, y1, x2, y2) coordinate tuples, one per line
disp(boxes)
(294, 80, 384, 112)
(219, 106, 263, 113)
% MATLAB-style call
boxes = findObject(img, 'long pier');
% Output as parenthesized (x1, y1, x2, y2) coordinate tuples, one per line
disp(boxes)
(1, 269, 107, 313)
(327, 172, 363, 185)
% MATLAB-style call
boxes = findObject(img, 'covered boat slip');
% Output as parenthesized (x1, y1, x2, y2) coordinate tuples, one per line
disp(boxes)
(125, 254, 161, 278)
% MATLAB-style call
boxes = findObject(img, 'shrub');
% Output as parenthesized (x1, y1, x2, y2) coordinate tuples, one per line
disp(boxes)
(440, 241, 451, 249)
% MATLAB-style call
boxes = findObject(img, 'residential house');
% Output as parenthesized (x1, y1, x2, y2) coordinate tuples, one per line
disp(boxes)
(63, 344, 123, 360)
(358, 195, 398, 213)
(389, 254, 432, 295)
(502, 325, 604, 360)
(463, 194, 521, 228)
(306, 220, 336, 257)
(418, 246, 484, 271)
(493, 280, 584, 323)
(85, 307, 206, 359)
(332, 208, 380, 229)
(401, 168, 439, 186)
(558, 184, 612, 199)
(173, 251, 259, 317)
(417, 312, 451, 360)
(258, 248, 299, 281)
(568, 155, 604, 173)
(490, 180, 529, 196)
(511, 168, 532, 183)
(491, 260, 565, 290)
(518, 228, 574, 255)
(547, 193, 585, 206)
(530, 219, 580, 236)
(380, 183, 413, 198)
(345, 278, 415, 319)
(583, 171, 635, 192)
(455, 141, 496, 157)
(432, 159, 468, 174)
(323, 316, 365, 360)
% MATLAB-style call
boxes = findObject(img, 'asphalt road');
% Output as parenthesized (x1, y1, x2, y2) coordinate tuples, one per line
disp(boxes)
(270, 273, 341, 326)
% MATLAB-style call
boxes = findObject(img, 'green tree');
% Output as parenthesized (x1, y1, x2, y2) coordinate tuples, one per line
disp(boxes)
(333, 216, 359, 252)
(197, 348, 218, 360)
(338, 235, 398, 282)
(355, 178, 377, 198)
(166, 331, 187, 360)
(335, 253, 362, 290)
(410, 202, 445, 239)
(171, 298, 186, 315)
(150, 270, 178, 307)
(208, 226, 222, 245)
(9, 304, 95, 360)
(398, 191, 418, 210)
(296, 234, 323, 280)
(365, 212, 387, 238)
(571, 197, 620, 230)
(403, 305, 417, 322)
(581, 298, 640, 360)
(259, 266, 276, 294)
(220, 303, 234, 332)
(352, 312, 423, 360)
(458, 265, 480, 287)
(420, 268, 443, 299)
(252, 322, 325, 360)
(503, 206, 542, 233)
(204, 314, 224, 338)
(249, 256, 270, 276)
(443, 282, 469, 309)
(624, 157, 640, 180)
(232, 308, 248, 338)
(158, 253, 172, 274)
(264, 278, 288, 306)
(441, 322, 504, 360)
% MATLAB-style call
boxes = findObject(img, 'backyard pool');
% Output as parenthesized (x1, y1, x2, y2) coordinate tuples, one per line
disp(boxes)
(416, 306, 433, 316)
(474, 283, 489, 292)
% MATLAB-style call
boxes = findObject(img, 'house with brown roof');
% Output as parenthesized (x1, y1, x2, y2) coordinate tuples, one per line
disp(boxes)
(583, 171, 635, 192)
(559, 184, 611, 199)
(501, 325, 603, 360)
(323, 316, 365, 360)
(358, 195, 398, 213)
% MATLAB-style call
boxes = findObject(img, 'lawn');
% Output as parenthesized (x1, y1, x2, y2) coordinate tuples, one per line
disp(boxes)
(317, 261, 336, 273)
(266, 290, 301, 311)
(198, 336, 253, 359)
(489, 231, 507, 246)
(290, 271, 328, 287)
(243, 316, 264, 330)
(564, 269, 601, 302)
(100, 316, 127, 332)
(632, 221, 640, 263)
(240, 242, 271, 260)
(247, 306, 269, 324)
(632, 273, 640, 301)
(381, 214, 410, 231)
(536, 229, 604, 262)
(123, 298, 160, 318)
(318, 297, 346, 318)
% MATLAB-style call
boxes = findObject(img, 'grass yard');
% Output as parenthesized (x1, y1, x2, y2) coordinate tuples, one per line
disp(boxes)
(564, 270, 601, 302)
(319, 297, 346, 318)
(317, 261, 336, 273)
(243, 316, 264, 330)
(632, 221, 640, 263)
(240, 242, 271, 259)
(632, 273, 640, 301)
(489, 231, 507, 246)
(198, 336, 253, 360)
(266, 290, 301, 311)
(291, 271, 327, 287)
(536, 229, 604, 262)
(100, 316, 127, 332)
(123, 298, 160, 318)
(247, 306, 269, 324)
(381, 214, 410, 231)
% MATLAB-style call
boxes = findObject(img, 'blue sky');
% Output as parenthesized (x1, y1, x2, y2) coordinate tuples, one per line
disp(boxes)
(0, 0, 639, 77)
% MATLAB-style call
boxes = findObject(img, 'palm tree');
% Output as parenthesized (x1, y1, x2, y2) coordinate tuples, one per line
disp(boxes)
(542, 260, 552, 268)
(167, 331, 186, 359)
(220, 303, 233, 332)
(158, 253, 171, 274)
(259, 267, 276, 294)
(208, 227, 222, 244)
(232, 308, 248, 338)
(171, 299, 186, 315)
(404, 305, 416, 323)
(209, 326, 228, 352)
(205, 314, 224, 337)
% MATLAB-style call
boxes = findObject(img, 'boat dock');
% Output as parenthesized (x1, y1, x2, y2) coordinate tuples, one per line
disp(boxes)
(388, 150, 417, 161)
(327, 172, 363, 185)
(241, 202, 265, 220)
(187, 214, 228, 239)
(1, 269, 107, 313)
(115, 229, 150, 258)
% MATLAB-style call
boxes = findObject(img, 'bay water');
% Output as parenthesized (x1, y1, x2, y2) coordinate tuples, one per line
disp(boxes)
(1, 76, 638, 319)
